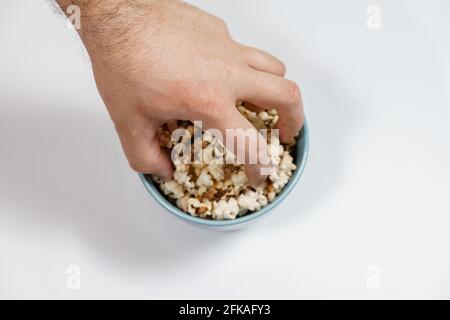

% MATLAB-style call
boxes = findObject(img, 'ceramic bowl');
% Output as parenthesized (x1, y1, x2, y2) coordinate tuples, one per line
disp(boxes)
(139, 121, 309, 230)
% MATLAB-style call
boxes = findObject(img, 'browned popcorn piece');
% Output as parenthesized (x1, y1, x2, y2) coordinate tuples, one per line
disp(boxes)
(203, 183, 219, 201)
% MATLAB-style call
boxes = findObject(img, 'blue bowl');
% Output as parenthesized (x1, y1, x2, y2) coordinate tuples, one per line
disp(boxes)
(139, 122, 309, 230)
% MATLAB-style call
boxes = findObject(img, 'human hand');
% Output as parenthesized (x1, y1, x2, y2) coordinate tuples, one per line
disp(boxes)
(58, 0, 304, 185)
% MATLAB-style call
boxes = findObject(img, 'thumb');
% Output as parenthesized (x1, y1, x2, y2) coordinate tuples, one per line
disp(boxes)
(115, 117, 173, 179)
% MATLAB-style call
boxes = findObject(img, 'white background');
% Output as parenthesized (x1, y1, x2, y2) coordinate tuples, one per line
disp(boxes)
(1, 0, 449, 299)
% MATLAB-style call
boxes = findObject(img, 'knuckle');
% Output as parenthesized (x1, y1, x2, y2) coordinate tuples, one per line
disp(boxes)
(178, 83, 206, 108)
(127, 154, 156, 173)
(214, 16, 228, 31)
(282, 80, 301, 105)
(195, 102, 222, 123)
(128, 161, 144, 173)
(187, 91, 226, 120)
(188, 92, 214, 110)
(128, 160, 150, 173)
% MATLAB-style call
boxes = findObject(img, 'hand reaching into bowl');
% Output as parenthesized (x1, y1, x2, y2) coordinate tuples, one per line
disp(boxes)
(56, 0, 304, 186)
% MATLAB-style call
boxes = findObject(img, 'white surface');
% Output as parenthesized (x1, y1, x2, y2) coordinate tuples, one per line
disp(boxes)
(1, 0, 449, 299)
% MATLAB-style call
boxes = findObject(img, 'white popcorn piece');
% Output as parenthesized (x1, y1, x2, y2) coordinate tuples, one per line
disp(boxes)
(187, 197, 201, 215)
(267, 191, 276, 202)
(256, 191, 268, 207)
(173, 171, 195, 189)
(196, 171, 214, 188)
(197, 185, 207, 196)
(203, 130, 216, 143)
(208, 164, 224, 181)
(270, 170, 290, 192)
(224, 148, 236, 165)
(231, 171, 247, 191)
(268, 145, 282, 166)
(172, 142, 191, 165)
(186, 198, 212, 217)
(177, 196, 190, 212)
(202, 146, 215, 164)
(238, 190, 269, 212)
(238, 192, 260, 211)
(213, 198, 240, 220)
(259, 110, 279, 125)
(176, 128, 192, 143)
(280, 151, 296, 171)
(258, 111, 270, 121)
(160, 180, 184, 199)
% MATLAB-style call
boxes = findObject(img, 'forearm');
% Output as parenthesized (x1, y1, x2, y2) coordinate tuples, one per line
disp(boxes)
(55, 0, 162, 60)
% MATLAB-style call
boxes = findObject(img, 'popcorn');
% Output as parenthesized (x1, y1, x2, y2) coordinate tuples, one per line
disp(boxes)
(280, 151, 297, 171)
(269, 151, 297, 192)
(258, 111, 270, 121)
(208, 164, 224, 181)
(186, 197, 212, 218)
(230, 171, 247, 192)
(213, 198, 240, 220)
(187, 197, 201, 215)
(174, 170, 195, 189)
(177, 196, 190, 212)
(196, 171, 214, 188)
(153, 104, 297, 220)
(238, 190, 269, 212)
(160, 180, 184, 200)
(238, 192, 260, 211)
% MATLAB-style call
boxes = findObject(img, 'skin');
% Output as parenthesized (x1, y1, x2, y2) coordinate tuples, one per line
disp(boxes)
(56, 0, 304, 185)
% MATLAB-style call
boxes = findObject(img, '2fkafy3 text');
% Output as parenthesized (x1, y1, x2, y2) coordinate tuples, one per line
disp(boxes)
(179, 304, 270, 317)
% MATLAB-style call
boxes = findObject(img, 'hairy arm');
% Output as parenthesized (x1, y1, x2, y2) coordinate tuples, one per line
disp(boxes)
(54, 0, 304, 185)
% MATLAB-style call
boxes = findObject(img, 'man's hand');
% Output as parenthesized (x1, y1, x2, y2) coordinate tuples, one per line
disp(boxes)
(57, 0, 304, 185)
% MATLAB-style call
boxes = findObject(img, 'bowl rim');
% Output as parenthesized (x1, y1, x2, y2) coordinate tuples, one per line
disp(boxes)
(139, 121, 309, 227)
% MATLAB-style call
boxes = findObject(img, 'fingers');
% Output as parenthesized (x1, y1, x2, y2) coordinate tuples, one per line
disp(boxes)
(202, 105, 270, 187)
(115, 117, 174, 179)
(241, 45, 286, 77)
(236, 70, 304, 144)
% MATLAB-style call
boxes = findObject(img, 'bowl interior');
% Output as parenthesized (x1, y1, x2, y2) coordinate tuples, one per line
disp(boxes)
(140, 123, 309, 227)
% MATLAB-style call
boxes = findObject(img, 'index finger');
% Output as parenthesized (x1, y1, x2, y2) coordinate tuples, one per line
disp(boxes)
(201, 104, 270, 187)
(236, 70, 304, 144)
